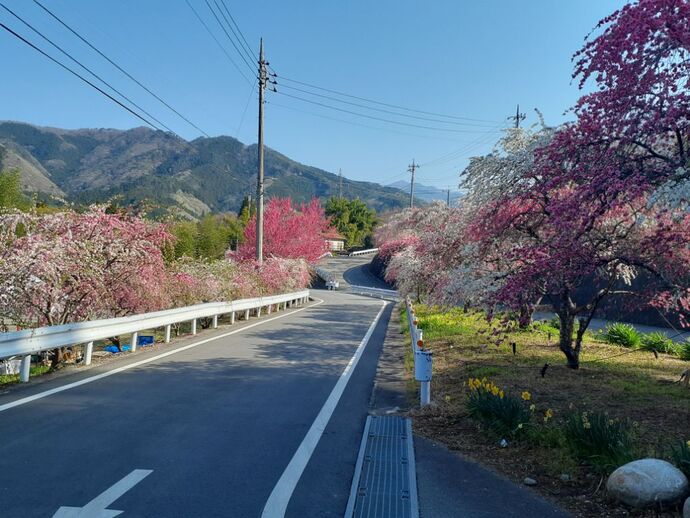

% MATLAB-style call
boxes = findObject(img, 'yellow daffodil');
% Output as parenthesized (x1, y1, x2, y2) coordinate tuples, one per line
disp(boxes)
(529, 404, 536, 412)
(521, 391, 531, 401)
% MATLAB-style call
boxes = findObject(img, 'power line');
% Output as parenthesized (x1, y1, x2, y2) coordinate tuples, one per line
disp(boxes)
(0, 2, 177, 135)
(278, 83, 499, 128)
(276, 75, 501, 124)
(204, 0, 255, 74)
(235, 77, 257, 138)
(218, 0, 257, 62)
(275, 91, 502, 134)
(267, 100, 460, 142)
(0, 22, 160, 130)
(185, 0, 252, 85)
(32, 0, 210, 137)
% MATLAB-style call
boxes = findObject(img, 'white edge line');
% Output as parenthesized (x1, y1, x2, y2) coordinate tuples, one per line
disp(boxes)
(406, 418, 420, 518)
(0, 299, 324, 413)
(261, 300, 388, 518)
(344, 415, 373, 517)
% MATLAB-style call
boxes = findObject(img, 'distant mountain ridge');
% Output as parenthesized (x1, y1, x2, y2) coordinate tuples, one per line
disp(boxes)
(388, 180, 463, 205)
(0, 121, 415, 218)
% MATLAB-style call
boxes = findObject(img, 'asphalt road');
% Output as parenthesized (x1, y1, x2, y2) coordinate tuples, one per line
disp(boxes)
(0, 290, 392, 517)
(319, 256, 392, 290)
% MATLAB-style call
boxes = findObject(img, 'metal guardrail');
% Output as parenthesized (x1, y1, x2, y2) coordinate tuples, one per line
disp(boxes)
(314, 267, 339, 289)
(405, 297, 432, 406)
(348, 248, 379, 257)
(347, 285, 399, 301)
(0, 290, 310, 383)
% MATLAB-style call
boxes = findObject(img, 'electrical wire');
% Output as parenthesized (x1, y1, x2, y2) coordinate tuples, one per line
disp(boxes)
(185, 0, 252, 85)
(0, 2, 177, 135)
(0, 22, 160, 130)
(278, 83, 499, 128)
(277, 75, 501, 124)
(268, 100, 461, 142)
(205, 0, 254, 74)
(218, 0, 256, 63)
(33, 0, 210, 137)
(276, 91, 503, 134)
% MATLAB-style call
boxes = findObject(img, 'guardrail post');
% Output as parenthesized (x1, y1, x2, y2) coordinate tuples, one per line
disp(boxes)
(131, 331, 139, 352)
(267, 304, 272, 314)
(230, 311, 235, 324)
(257, 307, 262, 317)
(212, 315, 218, 328)
(165, 324, 171, 343)
(191, 319, 197, 335)
(84, 341, 94, 366)
(244, 309, 250, 320)
(19, 354, 31, 382)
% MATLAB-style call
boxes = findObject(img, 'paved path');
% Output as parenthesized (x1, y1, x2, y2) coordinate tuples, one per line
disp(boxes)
(534, 310, 690, 342)
(0, 290, 392, 517)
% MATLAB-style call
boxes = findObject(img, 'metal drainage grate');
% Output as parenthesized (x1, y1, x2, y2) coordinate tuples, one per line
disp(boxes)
(345, 416, 419, 518)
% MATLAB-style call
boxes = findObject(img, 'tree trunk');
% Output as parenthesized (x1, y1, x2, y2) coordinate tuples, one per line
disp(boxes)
(518, 304, 532, 330)
(557, 310, 580, 369)
(50, 347, 67, 369)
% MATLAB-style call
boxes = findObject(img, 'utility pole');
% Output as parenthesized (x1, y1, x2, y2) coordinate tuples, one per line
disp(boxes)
(256, 38, 267, 265)
(408, 159, 418, 208)
(509, 104, 526, 129)
(338, 168, 343, 199)
(446, 187, 450, 207)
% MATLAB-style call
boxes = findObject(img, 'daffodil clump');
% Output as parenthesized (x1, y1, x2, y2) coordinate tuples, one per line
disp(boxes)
(563, 410, 636, 473)
(466, 377, 531, 438)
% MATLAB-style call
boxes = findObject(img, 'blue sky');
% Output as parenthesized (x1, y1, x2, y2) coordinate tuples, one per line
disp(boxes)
(0, 0, 623, 189)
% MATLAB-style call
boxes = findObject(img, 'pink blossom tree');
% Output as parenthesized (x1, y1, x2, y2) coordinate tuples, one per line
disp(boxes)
(0, 207, 172, 363)
(234, 198, 331, 263)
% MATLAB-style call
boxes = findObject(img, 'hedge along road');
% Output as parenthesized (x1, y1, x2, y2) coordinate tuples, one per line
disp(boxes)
(0, 289, 393, 518)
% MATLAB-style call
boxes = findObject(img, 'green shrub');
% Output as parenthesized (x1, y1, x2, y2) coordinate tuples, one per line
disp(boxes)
(670, 440, 690, 478)
(547, 316, 561, 330)
(563, 411, 637, 473)
(602, 323, 642, 349)
(639, 332, 679, 355)
(679, 341, 690, 361)
(466, 378, 531, 438)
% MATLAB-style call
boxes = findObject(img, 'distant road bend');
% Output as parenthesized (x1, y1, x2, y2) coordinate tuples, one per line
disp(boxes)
(0, 259, 394, 517)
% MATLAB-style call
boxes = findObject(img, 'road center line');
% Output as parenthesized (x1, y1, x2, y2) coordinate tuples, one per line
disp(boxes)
(0, 298, 325, 413)
(261, 300, 388, 518)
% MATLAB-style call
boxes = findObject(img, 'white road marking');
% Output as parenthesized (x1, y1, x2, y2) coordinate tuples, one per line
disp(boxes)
(0, 299, 325, 413)
(52, 469, 152, 517)
(261, 300, 388, 518)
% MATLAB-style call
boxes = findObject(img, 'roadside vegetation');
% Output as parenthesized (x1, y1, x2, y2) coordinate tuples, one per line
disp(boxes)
(0, 175, 336, 382)
(405, 305, 690, 516)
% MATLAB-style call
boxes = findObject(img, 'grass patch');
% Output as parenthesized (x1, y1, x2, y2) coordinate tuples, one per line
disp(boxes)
(0, 364, 51, 386)
(410, 304, 690, 517)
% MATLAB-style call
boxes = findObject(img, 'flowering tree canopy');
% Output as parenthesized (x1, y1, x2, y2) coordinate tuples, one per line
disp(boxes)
(234, 198, 331, 263)
(0, 207, 171, 328)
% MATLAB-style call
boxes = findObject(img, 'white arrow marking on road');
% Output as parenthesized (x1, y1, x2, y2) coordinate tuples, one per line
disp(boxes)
(52, 469, 153, 517)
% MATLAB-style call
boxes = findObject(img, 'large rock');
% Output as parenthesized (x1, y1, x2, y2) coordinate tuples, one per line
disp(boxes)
(684, 496, 690, 518)
(607, 459, 689, 508)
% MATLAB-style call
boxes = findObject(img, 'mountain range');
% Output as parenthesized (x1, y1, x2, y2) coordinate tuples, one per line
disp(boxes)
(387, 180, 463, 205)
(0, 121, 415, 218)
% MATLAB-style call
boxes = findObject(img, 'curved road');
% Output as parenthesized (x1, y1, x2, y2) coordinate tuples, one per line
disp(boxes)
(0, 290, 392, 517)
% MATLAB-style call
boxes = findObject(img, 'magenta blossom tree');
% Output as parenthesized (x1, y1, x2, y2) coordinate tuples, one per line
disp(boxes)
(233, 198, 331, 263)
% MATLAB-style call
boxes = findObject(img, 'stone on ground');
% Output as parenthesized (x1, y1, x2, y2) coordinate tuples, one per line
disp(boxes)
(606, 459, 688, 508)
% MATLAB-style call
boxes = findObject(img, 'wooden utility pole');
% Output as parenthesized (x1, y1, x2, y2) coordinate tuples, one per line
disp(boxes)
(338, 168, 343, 199)
(446, 187, 450, 206)
(256, 38, 267, 265)
(408, 159, 418, 208)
